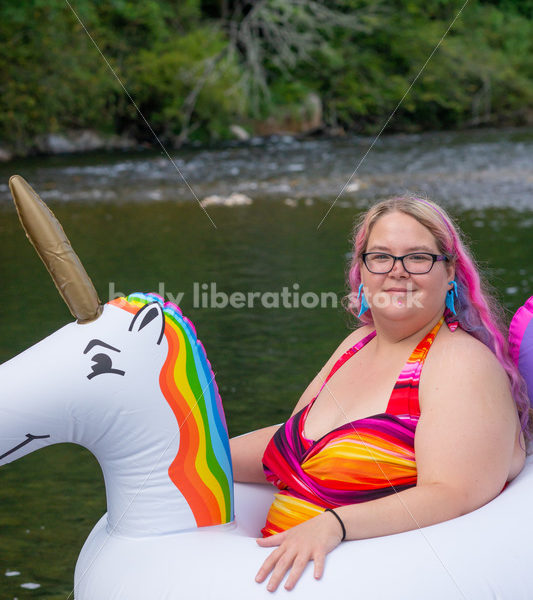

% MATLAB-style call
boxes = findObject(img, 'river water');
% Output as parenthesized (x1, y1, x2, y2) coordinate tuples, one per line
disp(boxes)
(0, 127, 532, 598)
(1, 127, 533, 209)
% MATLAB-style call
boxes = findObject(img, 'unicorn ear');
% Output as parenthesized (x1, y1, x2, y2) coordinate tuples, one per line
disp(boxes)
(128, 302, 165, 345)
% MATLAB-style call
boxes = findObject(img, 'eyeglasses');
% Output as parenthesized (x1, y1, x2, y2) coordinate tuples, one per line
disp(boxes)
(362, 252, 448, 274)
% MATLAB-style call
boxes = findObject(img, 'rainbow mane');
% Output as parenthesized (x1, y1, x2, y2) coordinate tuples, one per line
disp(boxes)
(109, 292, 233, 526)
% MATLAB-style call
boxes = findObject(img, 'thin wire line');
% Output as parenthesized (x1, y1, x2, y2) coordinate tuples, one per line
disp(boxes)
(315, 362, 468, 600)
(65, 372, 218, 600)
(317, 0, 471, 230)
(64, 0, 217, 229)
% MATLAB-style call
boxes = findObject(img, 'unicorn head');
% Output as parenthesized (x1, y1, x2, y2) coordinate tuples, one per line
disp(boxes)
(0, 177, 233, 537)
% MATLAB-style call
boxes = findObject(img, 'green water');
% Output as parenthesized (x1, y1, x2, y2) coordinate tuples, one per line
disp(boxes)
(1, 162, 533, 597)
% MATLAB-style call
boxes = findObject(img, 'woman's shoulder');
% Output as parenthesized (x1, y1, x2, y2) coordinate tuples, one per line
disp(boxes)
(422, 326, 512, 400)
(434, 326, 504, 367)
(316, 325, 374, 380)
(338, 324, 375, 353)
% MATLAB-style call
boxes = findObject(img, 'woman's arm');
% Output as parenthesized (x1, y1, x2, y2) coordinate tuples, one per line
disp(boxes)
(256, 335, 523, 591)
(230, 425, 280, 483)
(335, 334, 520, 538)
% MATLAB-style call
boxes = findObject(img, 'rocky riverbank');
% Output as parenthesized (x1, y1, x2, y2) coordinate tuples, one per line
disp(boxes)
(0, 130, 141, 162)
(0, 93, 329, 162)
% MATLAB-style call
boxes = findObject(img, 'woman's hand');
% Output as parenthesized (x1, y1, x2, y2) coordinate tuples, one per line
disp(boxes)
(255, 511, 344, 592)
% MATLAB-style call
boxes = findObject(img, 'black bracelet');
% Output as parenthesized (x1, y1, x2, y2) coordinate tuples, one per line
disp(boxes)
(324, 508, 346, 541)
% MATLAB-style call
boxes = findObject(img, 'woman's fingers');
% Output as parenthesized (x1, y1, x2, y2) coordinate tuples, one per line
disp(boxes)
(255, 546, 283, 583)
(313, 551, 326, 580)
(255, 531, 286, 582)
(255, 514, 342, 591)
(283, 554, 313, 590)
(256, 545, 324, 591)
(266, 549, 300, 592)
(256, 531, 286, 547)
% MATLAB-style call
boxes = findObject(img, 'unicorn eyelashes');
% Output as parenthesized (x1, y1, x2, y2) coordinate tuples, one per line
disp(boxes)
(84, 338, 126, 380)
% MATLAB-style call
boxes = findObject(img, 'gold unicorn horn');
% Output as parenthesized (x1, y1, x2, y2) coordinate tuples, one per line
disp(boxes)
(9, 175, 103, 323)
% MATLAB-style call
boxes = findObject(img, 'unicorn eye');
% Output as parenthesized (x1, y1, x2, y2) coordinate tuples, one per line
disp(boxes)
(87, 353, 125, 380)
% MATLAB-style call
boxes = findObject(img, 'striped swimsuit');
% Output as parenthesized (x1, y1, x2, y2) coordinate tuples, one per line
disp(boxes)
(261, 316, 452, 536)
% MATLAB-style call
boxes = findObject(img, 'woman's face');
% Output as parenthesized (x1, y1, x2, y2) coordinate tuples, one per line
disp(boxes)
(360, 211, 455, 324)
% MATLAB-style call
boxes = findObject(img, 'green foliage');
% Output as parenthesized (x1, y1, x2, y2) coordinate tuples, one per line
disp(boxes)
(479, 0, 533, 18)
(0, 0, 119, 151)
(0, 0, 532, 153)
(0, 0, 206, 151)
(128, 27, 246, 142)
(279, 0, 533, 132)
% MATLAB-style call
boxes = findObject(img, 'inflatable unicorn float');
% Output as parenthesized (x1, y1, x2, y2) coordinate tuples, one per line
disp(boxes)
(2, 175, 533, 599)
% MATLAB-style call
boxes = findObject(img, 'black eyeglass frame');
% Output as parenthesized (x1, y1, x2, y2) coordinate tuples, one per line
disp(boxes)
(361, 252, 449, 274)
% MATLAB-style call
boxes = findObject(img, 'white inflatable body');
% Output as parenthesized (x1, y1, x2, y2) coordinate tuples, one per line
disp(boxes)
(2, 293, 533, 599)
(77, 464, 533, 600)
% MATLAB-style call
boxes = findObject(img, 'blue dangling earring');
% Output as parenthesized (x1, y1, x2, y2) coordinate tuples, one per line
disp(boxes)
(445, 280, 458, 315)
(357, 283, 370, 317)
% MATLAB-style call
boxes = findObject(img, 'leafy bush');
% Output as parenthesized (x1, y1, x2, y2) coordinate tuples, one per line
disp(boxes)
(127, 27, 246, 143)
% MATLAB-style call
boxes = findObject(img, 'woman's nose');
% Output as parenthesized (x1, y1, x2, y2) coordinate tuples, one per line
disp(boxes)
(390, 257, 409, 276)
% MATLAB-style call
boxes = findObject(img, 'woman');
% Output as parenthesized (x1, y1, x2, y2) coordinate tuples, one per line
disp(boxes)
(230, 197, 529, 593)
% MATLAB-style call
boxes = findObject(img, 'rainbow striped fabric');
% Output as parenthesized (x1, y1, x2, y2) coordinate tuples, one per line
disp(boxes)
(261, 317, 447, 536)
(110, 292, 234, 526)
